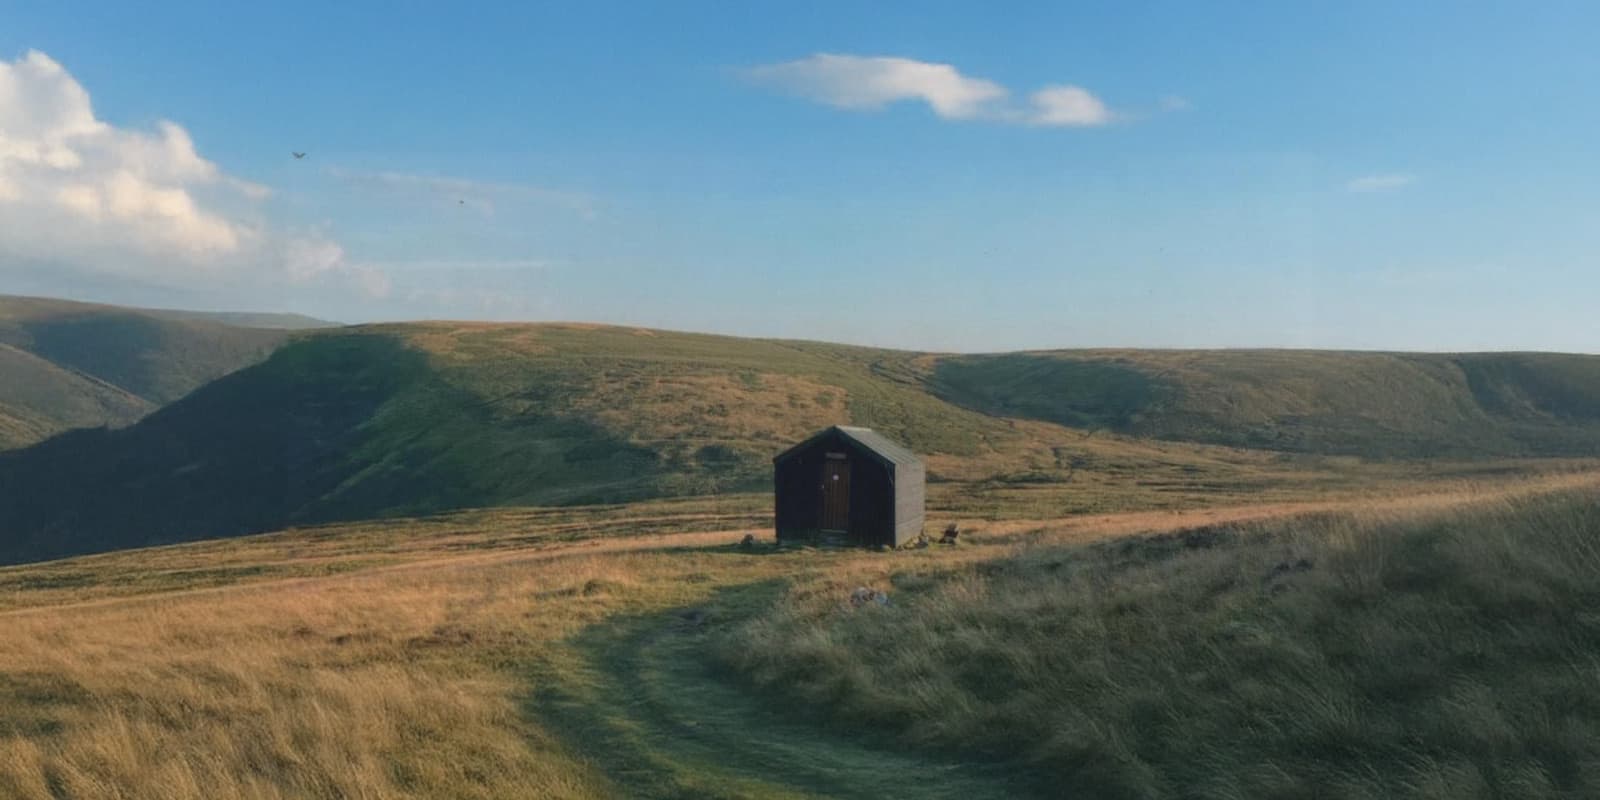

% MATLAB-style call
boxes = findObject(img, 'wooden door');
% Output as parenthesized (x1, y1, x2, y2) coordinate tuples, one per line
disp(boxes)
(820, 457, 851, 531)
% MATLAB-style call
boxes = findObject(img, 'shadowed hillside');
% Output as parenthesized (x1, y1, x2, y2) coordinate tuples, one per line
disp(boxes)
(4, 322, 1600, 565)
(0, 322, 1348, 565)
(931, 349, 1600, 458)
(0, 295, 291, 449)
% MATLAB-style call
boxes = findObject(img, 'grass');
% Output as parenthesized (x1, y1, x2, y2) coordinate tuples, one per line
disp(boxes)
(723, 477, 1600, 798)
(7, 306, 1600, 796)
(9, 318, 1600, 565)
(931, 349, 1600, 457)
(0, 294, 286, 450)
(2, 471, 1598, 798)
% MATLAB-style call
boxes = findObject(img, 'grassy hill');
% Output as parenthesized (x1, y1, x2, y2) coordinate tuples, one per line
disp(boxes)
(932, 349, 1600, 458)
(4, 320, 1600, 565)
(0, 295, 291, 449)
(726, 482, 1600, 798)
(0, 322, 1200, 564)
(139, 308, 337, 330)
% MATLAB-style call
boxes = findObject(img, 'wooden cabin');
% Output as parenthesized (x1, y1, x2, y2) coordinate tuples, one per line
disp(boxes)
(773, 426, 925, 548)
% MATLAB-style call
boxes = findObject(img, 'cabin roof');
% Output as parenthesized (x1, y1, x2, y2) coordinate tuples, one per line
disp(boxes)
(773, 425, 922, 468)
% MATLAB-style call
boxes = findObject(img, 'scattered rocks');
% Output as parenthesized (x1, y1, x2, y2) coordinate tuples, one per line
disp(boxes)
(849, 586, 891, 608)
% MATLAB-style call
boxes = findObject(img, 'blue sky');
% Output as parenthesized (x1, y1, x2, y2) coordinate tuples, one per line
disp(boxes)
(1, 1, 1597, 351)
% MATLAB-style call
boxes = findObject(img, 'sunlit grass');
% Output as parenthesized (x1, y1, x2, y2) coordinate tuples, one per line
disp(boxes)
(2, 470, 1598, 798)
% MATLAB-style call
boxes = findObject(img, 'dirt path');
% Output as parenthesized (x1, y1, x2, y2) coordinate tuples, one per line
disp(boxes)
(520, 471, 1600, 799)
(529, 582, 1046, 800)
(8, 469, 1597, 620)
(7, 472, 1600, 797)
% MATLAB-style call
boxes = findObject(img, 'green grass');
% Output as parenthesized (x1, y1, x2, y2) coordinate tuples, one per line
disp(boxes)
(932, 349, 1600, 457)
(0, 294, 287, 449)
(722, 485, 1600, 799)
(8, 318, 1600, 565)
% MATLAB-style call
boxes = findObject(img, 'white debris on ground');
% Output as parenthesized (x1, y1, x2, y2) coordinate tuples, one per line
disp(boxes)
(848, 586, 890, 608)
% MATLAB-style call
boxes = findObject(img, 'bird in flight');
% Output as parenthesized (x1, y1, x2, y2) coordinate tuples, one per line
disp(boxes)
(292, 152, 307, 160)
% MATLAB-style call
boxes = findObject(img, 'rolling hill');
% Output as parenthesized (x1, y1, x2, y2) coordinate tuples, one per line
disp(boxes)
(2, 320, 1600, 564)
(139, 307, 336, 330)
(0, 295, 297, 449)
(932, 349, 1600, 458)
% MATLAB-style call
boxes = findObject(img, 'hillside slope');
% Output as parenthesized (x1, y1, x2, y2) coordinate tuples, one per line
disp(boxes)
(726, 484, 1600, 798)
(141, 308, 337, 330)
(0, 322, 1314, 564)
(0, 295, 290, 449)
(4, 322, 1600, 564)
(931, 349, 1600, 458)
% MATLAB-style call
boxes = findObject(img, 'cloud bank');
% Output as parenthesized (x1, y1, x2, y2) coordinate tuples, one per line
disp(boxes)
(0, 50, 384, 298)
(744, 53, 1116, 127)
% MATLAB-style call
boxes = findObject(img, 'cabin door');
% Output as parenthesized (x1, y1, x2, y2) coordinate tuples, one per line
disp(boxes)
(820, 456, 851, 531)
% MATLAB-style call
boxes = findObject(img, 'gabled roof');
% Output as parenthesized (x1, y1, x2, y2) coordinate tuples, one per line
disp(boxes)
(773, 425, 923, 468)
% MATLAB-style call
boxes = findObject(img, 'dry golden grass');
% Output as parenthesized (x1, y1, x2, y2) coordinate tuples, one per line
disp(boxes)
(4, 469, 1600, 798)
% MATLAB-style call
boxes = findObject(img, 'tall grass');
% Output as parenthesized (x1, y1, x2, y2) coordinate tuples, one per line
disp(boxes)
(723, 488, 1600, 798)
(4, 474, 1598, 798)
(0, 559, 615, 799)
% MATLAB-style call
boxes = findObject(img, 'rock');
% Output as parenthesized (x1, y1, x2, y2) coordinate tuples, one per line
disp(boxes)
(939, 523, 961, 545)
(849, 586, 891, 608)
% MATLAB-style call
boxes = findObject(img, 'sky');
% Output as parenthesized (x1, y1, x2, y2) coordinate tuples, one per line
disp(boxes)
(1, 1, 1598, 352)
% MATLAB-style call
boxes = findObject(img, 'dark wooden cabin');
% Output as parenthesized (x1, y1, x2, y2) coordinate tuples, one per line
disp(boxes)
(773, 426, 926, 548)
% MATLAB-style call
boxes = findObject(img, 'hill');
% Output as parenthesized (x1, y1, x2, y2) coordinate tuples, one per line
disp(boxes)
(727, 481, 1600, 798)
(0, 295, 292, 450)
(3, 321, 1600, 564)
(139, 308, 338, 330)
(932, 349, 1600, 458)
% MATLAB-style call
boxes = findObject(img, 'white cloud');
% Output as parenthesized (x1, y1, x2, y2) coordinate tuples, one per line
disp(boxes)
(326, 166, 595, 220)
(745, 53, 1121, 127)
(1346, 173, 1417, 192)
(1026, 85, 1113, 127)
(0, 50, 378, 297)
(745, 54, 1007, 119)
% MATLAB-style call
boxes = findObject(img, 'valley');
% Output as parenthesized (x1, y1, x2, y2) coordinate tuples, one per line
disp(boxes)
(4, 297, 1600, 798)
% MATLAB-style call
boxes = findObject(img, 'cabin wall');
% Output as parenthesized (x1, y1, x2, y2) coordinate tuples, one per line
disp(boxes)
(773, 428, 924, 548)
(892, 460, 927, 546)
(773, 451, 820, 538)
(847, 458, 895, 547)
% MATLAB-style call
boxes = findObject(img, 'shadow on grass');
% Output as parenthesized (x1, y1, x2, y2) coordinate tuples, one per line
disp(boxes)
(524, 579, 1046, 800)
